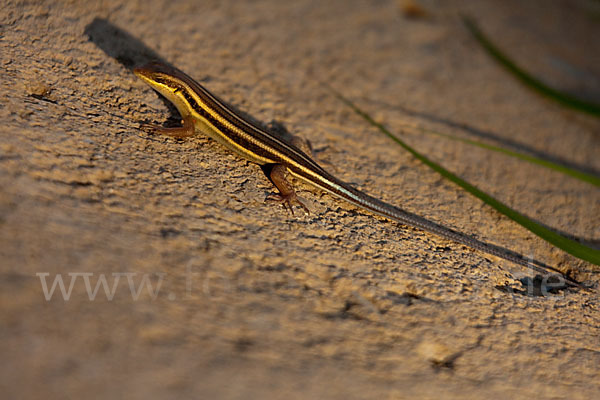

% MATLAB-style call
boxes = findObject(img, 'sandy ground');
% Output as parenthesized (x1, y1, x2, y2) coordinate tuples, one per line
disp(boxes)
(1, 0, 599, 398)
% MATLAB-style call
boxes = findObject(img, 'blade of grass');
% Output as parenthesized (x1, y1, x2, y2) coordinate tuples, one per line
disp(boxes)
(463, 16, 600, 118)
(398, 123, 600, 187)
(329, 87, 600, 265)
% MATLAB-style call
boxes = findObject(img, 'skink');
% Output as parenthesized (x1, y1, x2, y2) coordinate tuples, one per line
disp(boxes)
(134, 61, 576, 286)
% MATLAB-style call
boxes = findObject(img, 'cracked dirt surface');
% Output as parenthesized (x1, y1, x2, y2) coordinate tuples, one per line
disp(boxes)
(1, 0, 599, 399)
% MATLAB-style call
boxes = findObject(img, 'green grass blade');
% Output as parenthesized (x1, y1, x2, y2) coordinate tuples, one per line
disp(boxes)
(399, 123, 600, 187)
(463, 16, 600, 117)
(329, 88, 600, 265)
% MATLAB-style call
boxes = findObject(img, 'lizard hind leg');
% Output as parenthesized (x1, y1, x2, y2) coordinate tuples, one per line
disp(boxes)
(290, 136, 336, 172)
(264, 164, 310, 215)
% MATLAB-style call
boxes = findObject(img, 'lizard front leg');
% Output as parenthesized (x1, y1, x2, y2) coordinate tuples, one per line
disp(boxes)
(140, 114, 196, 138)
